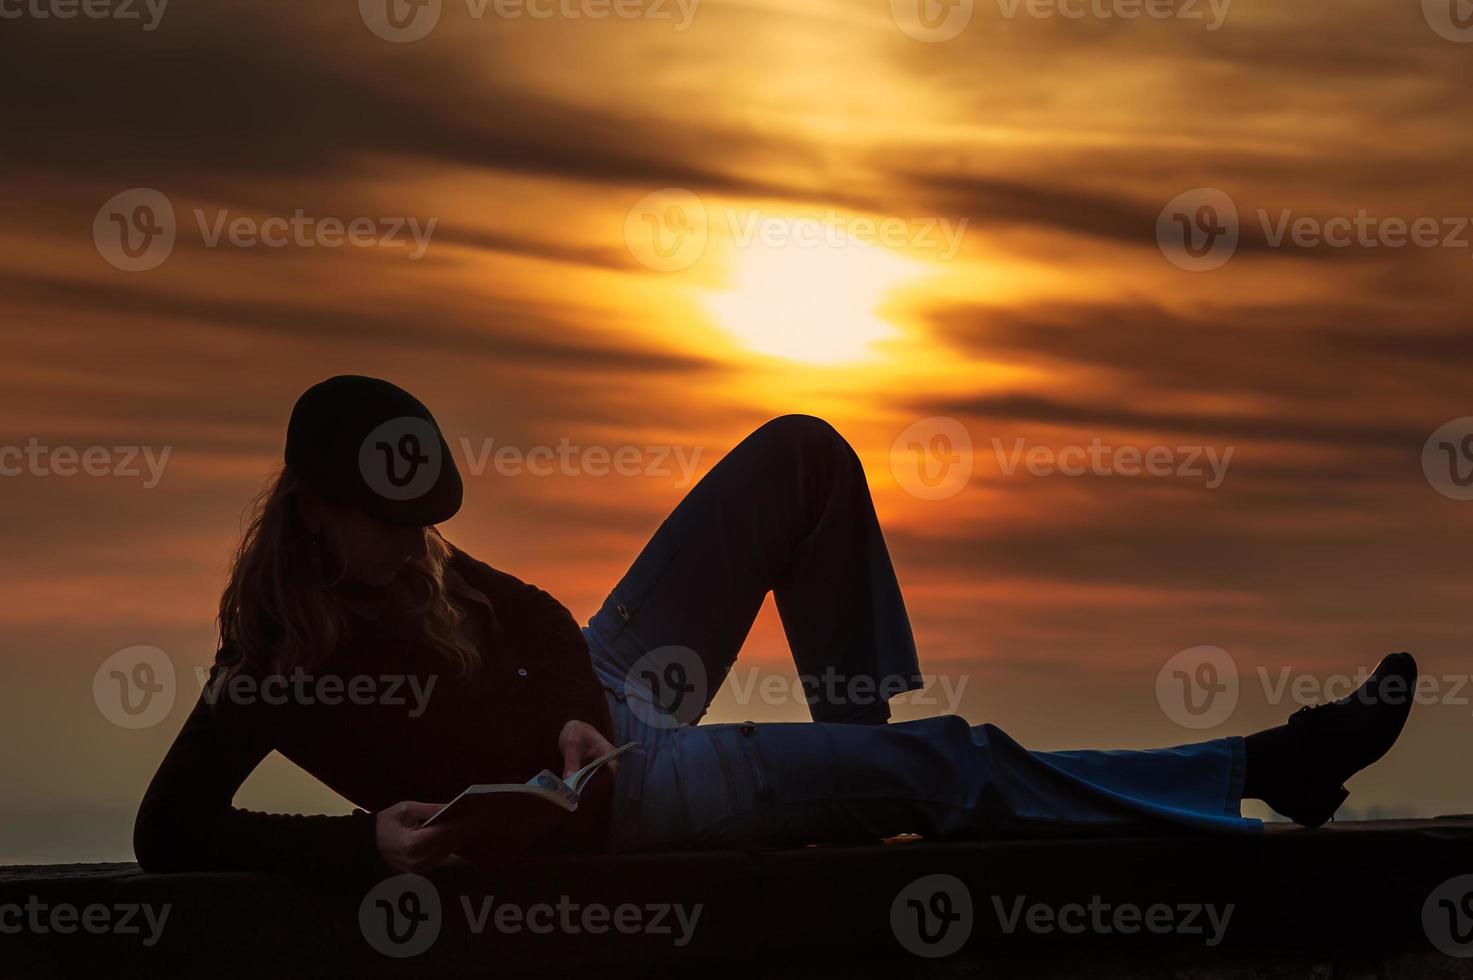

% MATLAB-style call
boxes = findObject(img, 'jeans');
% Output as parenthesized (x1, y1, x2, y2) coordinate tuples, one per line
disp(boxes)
(581, 416, 1260, 851)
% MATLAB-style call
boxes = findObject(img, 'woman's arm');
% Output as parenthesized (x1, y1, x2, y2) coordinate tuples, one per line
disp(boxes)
(132, 664, 382, 878)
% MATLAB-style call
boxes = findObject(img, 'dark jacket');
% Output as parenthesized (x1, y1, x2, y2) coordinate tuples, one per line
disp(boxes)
(132, 542, 615, 878)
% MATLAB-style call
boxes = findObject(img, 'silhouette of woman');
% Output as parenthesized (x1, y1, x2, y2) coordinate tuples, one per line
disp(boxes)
(134, 376, 1417, 877)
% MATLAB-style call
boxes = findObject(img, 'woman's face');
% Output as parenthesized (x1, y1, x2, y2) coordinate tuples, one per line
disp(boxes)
(314, 502, 430, 588)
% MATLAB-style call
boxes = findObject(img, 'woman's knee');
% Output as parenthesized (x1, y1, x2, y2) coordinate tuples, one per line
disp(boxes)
(751, 415, 860, 470)
(757, 413, 844, 445)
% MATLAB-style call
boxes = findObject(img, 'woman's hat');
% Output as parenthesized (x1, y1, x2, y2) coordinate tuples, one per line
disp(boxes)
(284, 375, 463, 526)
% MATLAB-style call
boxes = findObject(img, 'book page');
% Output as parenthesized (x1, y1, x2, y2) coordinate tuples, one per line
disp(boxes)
(566, 741, 639, 795)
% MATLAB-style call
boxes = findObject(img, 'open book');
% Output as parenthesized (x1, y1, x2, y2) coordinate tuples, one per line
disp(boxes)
(421, 741, 638, 828)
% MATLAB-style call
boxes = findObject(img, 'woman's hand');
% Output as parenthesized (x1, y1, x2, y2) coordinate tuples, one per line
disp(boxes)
(374, 801, 466, 875)
(558, 719, 618, 780)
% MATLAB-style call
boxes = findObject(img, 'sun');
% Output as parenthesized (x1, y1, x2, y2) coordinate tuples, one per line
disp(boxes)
(698, 227, 932, 365)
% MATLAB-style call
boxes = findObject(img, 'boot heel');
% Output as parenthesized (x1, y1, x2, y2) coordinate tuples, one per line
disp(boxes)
(1281, 785, 1349, 829)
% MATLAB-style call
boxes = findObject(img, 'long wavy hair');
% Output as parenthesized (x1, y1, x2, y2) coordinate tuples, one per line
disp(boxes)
(215, 466, 481, 683)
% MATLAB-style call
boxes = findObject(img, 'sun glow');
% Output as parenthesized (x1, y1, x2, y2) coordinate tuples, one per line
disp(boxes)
(699, 229, 932, 365)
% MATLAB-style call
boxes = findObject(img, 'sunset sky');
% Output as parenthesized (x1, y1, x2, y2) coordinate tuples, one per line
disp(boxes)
(3, 0, 1472, 863)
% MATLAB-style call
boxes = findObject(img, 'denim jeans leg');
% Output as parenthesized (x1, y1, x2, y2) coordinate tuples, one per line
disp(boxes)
(609, 717, 1259, 852)
(585, 415, 923, 726)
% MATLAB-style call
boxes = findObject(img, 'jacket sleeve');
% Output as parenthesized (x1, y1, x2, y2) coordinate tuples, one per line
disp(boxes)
(450, 547, 612, 738)
(133, 659, 383, 879)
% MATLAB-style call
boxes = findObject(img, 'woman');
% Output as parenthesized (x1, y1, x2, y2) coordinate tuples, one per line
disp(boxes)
(134, 375, 1419, 878)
